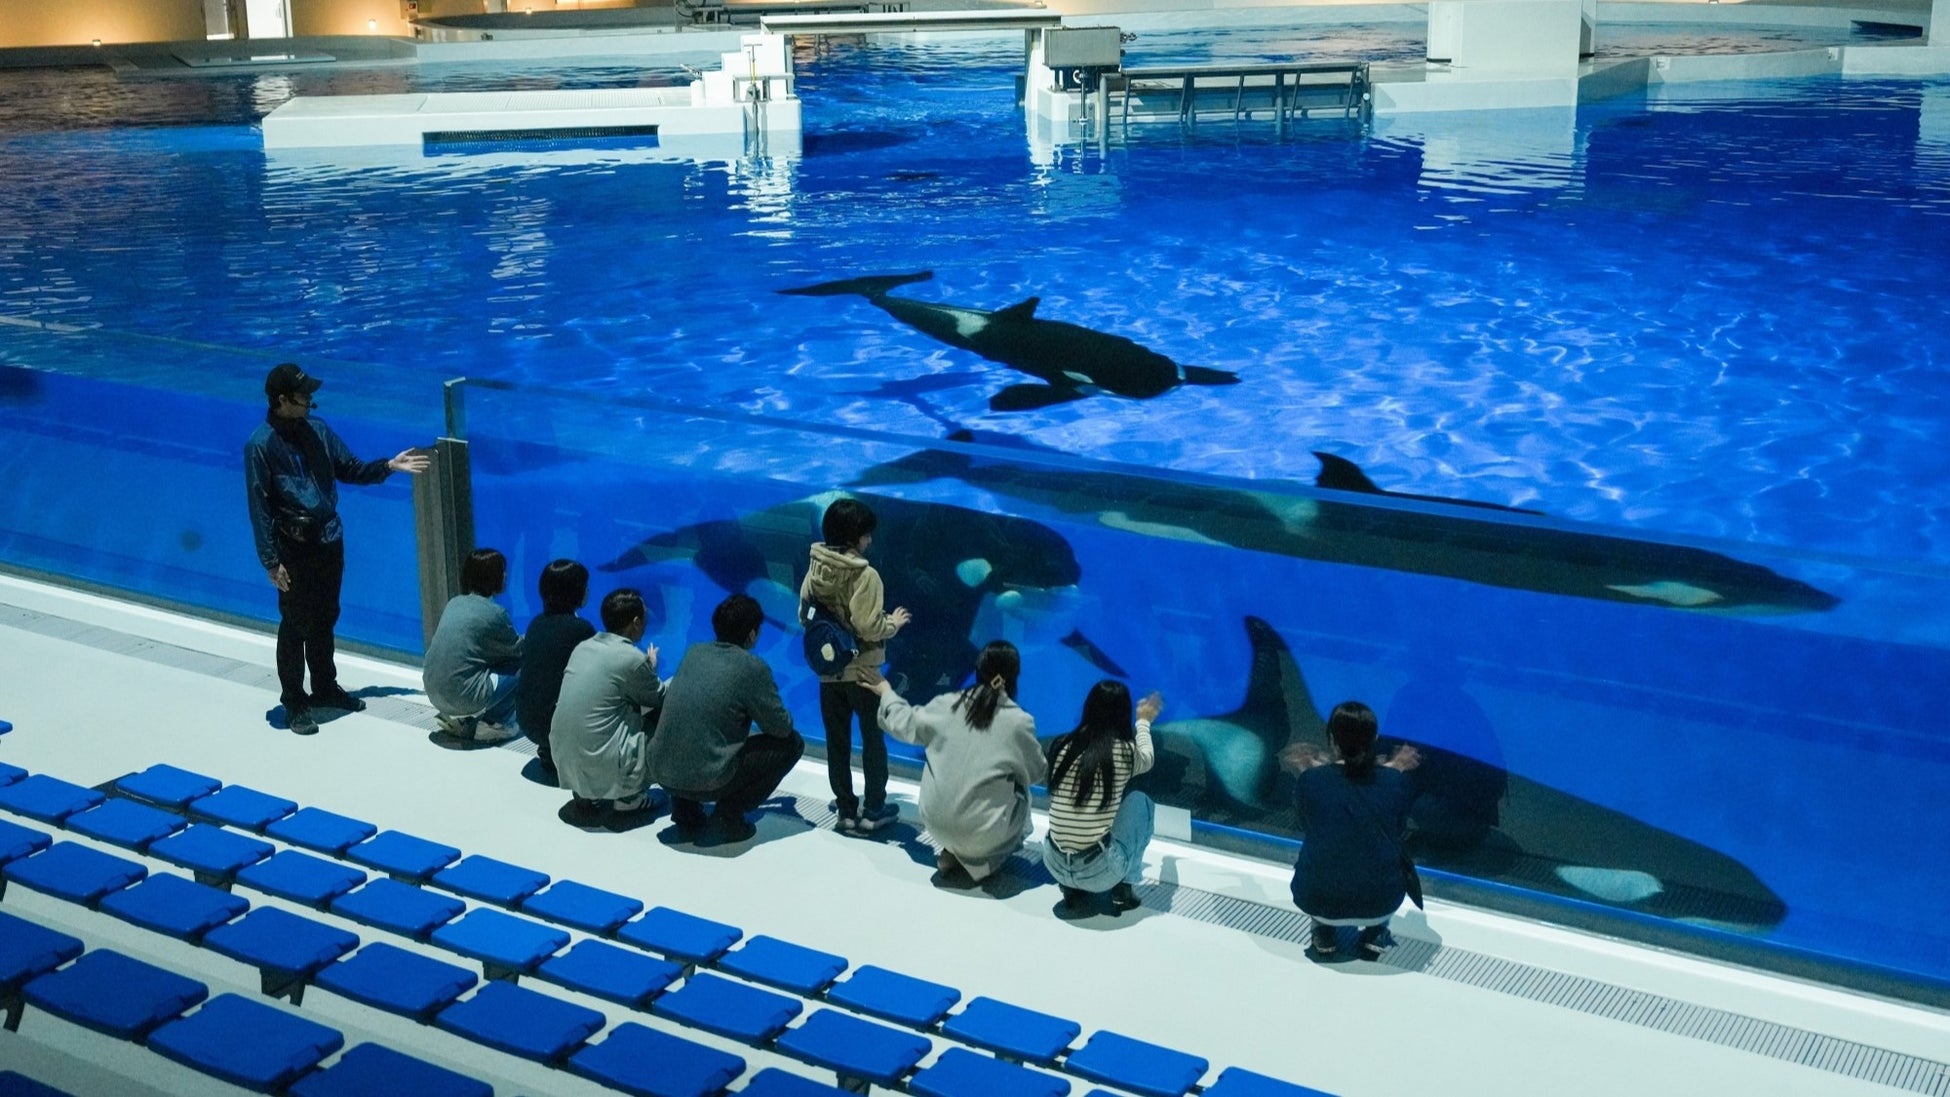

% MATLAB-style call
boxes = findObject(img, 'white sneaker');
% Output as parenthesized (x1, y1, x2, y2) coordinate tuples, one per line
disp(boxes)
(470, 721, 521, 745)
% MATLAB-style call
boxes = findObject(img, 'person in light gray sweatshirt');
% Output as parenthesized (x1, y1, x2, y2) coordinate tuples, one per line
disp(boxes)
(423, 547, 523, 744)
(648, 593, 804, 845)
(872, 640, 1045, 887)
(551, 588, 665, 815)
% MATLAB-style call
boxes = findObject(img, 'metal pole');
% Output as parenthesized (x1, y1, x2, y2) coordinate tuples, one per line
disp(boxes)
(413, 436, 473, 649)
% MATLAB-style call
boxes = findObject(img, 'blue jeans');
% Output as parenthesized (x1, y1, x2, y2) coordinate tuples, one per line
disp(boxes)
(1043, 791, 1154, 892)
(480, 672, 520, 730)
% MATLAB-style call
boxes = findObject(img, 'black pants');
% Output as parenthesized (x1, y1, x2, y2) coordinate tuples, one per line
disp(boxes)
(672, 733, 806, 821)
(820, 681, 885, 815)
(275, 535, 345, 710)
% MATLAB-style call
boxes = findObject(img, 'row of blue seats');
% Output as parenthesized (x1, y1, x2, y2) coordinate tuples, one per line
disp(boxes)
(0, 759, 1328, 1097)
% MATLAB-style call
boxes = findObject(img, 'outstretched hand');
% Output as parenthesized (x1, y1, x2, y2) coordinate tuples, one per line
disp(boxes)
(888, 607, 912, 630)
(389, 449, 431, 474)
(1384, 744, 1424, 772)
(1279, 742, 1330, 774)
(1136, 690, 1164, 723)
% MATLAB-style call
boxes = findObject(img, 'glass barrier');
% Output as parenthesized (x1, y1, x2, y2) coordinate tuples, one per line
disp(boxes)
(4, 319, 1949, 1003)
(0, 320, 438, 652)
(453, 376, 1950, 1001)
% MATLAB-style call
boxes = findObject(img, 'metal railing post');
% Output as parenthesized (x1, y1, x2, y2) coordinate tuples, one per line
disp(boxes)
(417, 383, 475, 648)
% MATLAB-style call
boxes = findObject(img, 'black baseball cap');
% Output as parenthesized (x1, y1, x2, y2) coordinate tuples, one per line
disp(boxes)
(264, 363, 323, 399)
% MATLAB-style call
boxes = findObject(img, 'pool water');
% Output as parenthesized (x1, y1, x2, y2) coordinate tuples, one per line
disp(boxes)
(2, 27, 1949, 996)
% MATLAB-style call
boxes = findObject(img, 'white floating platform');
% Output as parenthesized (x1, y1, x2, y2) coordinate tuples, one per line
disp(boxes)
(260, 85, 799, 149)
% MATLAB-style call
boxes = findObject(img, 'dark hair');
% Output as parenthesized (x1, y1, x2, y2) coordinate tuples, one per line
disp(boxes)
(1048, 679, 1134, 811)
(712, 593, 764, 645)
(460, 548, 507, 597)
(1328, 701, 1380, 783)
(538, 559, 589, 615)
(601, 588, 647, 634)
(821, 497, 878, 549)
(953, 641, 1020, 731)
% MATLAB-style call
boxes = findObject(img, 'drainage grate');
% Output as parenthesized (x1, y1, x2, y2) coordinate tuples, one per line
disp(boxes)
(4, 600, 1947, 1094)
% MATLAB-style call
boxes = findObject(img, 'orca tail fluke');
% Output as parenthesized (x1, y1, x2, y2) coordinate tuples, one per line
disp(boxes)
(777, 271, 934, 298)
(1180, 365, 1240, 386)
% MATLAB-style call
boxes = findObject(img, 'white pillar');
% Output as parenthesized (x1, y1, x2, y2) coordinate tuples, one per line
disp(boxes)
(1933, 0, 1948, 45)
(1427, 0, 1584, 73)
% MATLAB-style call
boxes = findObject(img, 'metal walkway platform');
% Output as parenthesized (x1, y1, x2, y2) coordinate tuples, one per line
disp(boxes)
(1108, 61, 1373, 133)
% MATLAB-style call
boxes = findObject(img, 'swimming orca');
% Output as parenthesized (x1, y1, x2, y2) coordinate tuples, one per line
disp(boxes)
(599, 492, 1121, 694)
(849, 437, 1838, 614)
(1139, 617, 1787, 929)
(777, 271, 1241, 412)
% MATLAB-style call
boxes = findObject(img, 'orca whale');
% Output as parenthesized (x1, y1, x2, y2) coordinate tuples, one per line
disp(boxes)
(849, 436, 1838, 614)
(599, 492, 1122, 695)
(1140, 617, 1787, 930)
(777, 271, 1241, 412)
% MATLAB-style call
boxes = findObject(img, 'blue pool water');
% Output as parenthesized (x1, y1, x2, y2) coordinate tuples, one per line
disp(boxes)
(1, 28, 1949, 996)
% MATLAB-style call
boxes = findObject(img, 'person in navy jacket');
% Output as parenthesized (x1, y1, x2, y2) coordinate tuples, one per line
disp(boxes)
(245, 363, 427, 736)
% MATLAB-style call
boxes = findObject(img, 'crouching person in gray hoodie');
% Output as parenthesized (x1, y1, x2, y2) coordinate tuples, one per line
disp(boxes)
(551, 588, 665, 825)
(649, 593, 805, 846)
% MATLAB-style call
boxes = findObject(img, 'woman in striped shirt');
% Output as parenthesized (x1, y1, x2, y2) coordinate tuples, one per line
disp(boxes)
(1042, 680, 1163, 917)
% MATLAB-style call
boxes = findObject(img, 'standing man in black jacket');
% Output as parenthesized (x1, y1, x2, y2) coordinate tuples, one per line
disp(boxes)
(245, 363, 429, 736)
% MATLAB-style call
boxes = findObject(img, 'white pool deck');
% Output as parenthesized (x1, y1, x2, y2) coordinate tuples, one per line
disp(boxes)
(1, 570, 1946, 1097)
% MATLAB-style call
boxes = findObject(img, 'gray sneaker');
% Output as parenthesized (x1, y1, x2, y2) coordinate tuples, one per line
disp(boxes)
(858, 803, 900, 832)
(289, 707, 319, 737)
(435, 714, 476, 738)
(470, 721, 521, 745)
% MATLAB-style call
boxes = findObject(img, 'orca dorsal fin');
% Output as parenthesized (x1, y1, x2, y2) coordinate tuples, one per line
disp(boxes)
(1312, 451, 1385, 494)
(993, 297, 1040, 321)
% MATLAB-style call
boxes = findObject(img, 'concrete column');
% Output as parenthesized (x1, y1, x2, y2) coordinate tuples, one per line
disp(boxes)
(1933, 0, 1948, 45)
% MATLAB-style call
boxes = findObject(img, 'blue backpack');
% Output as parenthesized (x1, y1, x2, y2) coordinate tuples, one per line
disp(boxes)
(801, 600, 859, 677)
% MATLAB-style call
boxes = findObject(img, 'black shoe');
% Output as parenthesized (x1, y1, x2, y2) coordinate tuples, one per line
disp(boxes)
(288, 706, 319, 737)
(1059, 886, 1094, 911)
(671, 800, 709, 838)
(1356, 926, 1394, 961)
(310, 686, 366, 712)
(1107, 882, 1142, 913)
(702, 811, 757, 846)
(1311, 925, 1338, 956)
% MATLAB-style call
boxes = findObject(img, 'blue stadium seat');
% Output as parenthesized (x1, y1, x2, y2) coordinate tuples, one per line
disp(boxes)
(434, 980, 605, 1063)
(149, 824, 274, 888)
(116, 764, 221, 809)
(288, 1043, 493, 1097)
(0, 775, 103, 824)
(0, 763, 21, 786)
(430, 908, 570, 980)
(64, 798, 186, 851)
(617, 906, 741, 968)
(826, 965, 961, 1029)
(738, 1069, 854, 1097)
(774, 1008, 931, 1092)
(432, 854, 550, 906)
(149, 993, 343, 1093)
(569, 1021, 748, 1097)
(0, 909, 83, 1032)
(536, 938, 683, 1008)
(519, 879, 642, 935)
(22, 949, 206, 1039)
(1202, 1066, 1337, 1097)
(237, 850, 367, 908)
(346, 831, 460, 882)
(313, 943, 478, 1021)
(188, 786, 298, 832)
(330, 877, 466, 940)
(0, 1070, 75, 1097)
(940, 997, 1080, 1064)
(1064, 1031, 1208, 1097)
(204, 907, 359, 1004)
(2, 842, 146, 906)
(908, 1048, 1072, 1097)
(719, 935, 848, 996)
(98, 873, 249, 942)
(0, 819, 52, 868)
(654, 972, 802, 1044)
(265, 807, 377, 856)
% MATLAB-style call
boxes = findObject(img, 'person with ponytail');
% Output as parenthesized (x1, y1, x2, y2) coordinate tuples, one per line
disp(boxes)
(871, 641, 1045, 888)
(1282, 700, 1422, 960)
(1042, 680, 1163, 917)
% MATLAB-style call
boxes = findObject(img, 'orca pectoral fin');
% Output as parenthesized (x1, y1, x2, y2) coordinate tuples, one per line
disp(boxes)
(777, 271, 934, 298)
(1180, 365, 1241, 386)
(1060, 628, 1130, 678)
(990, 384, 1088, 412)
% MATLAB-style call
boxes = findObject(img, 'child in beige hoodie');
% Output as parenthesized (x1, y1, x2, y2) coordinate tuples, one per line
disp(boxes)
(800, 497, 911, 832)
